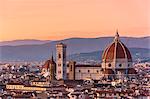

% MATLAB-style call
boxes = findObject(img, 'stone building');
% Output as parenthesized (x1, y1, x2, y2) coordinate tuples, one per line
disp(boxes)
(67, 62, 103, 80)
(42, 31, 136, 81)
(101, 31, 136, 79)
(42, 55, 56, 80)
(56, 43, 67, 80)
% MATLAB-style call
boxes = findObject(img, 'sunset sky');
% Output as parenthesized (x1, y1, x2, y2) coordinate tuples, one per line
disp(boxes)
(0, 0, 150, 41)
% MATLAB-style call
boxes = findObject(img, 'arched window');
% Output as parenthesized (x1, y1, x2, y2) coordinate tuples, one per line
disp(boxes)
(58, 64, 61, 67)
(70, 65, 72, 71)
(88, 70, 90, 73)
(97, 70, 99, 73)
(128, 64, 130, 67)
(79, 70, 81, 73)
(58, 53, 61, 59)
(108, 64, 111, 67)
(58, 71, 61, 74)
(119, 64, 122, 67)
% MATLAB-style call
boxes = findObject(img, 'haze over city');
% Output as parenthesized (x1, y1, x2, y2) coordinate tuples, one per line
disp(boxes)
(0, 0, 150, 41)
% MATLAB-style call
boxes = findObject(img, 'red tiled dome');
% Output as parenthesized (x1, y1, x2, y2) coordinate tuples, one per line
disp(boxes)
(43, 56, 56, 69)
(102, 32, 132, 62)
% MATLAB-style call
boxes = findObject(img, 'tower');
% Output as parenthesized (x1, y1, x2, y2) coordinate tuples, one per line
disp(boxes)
(56, 43, 67, 80)
(49, 55, 56, 80)
(68, 61, 76, 80)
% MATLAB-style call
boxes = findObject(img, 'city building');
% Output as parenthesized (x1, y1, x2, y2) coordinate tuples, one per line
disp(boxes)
(1, 31, 149, 99)
(101, 31, 137, 79)
(56, 43, 67, 80)
(42, 55, 56, 80)
(66, 31, 137, 80)
(42, 31, 137, 81)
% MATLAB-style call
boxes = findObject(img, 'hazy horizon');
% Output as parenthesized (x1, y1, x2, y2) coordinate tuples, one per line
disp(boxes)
(0, 35, 150, 42)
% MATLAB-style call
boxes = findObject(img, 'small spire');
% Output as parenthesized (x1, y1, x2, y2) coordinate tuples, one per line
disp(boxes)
(114, 29, 120, 42)
(51, 51, 54, 61)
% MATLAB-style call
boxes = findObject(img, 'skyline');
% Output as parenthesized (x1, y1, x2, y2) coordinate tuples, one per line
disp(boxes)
(0, 35, 150, 42)
(0, 0, 150, 41)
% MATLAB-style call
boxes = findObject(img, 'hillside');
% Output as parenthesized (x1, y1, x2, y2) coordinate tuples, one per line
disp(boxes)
(0, 39, 50, 46)
(0, 37, 149, 61)
(68, 48, 150, 63)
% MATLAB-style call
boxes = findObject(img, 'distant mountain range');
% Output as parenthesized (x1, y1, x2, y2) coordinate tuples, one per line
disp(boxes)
(0, 37, 149, 62)
(0, 39, 50, 46)
(68, 48, 150, 63)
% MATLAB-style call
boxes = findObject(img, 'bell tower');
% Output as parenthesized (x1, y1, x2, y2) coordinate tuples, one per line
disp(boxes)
(56, 43, 67, 80)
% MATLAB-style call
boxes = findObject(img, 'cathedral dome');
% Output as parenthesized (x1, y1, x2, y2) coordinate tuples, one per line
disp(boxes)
(102, 31, 132, 62)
